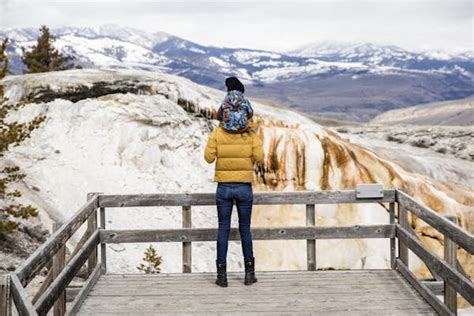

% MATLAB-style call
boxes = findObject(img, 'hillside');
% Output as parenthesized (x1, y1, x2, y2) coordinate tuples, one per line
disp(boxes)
(371, 97, 474, 126)
(0, 69, 472, 279)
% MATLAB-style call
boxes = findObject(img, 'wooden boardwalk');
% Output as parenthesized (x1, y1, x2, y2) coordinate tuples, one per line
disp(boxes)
(4, 190, 472, 315)
(76, 270, 436, 315)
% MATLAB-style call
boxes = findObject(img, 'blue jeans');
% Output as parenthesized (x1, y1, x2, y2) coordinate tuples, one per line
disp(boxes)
(216, 183, 254, 263)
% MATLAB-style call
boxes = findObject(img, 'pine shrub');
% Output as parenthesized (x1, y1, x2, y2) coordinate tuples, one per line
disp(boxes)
(137, 245, 163, 274)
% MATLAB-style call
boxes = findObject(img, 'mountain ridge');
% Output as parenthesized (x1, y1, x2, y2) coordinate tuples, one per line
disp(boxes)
(1, 25, 473, 121)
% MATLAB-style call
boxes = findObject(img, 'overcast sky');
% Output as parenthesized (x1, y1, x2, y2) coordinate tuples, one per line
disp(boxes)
(0, 0, 472, 53)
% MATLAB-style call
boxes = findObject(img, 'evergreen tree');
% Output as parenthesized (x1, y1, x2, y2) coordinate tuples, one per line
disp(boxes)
(137, 245, 163, 274)
(21, 25, 75, 73)
(0, 37, 44, 235)
(0, 39, 7, 81)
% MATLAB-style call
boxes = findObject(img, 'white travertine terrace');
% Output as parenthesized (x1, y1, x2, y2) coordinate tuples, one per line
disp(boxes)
(1, 69, 472, 283)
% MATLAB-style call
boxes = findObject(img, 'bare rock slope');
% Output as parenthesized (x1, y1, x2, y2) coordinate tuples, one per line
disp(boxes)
(371, 97, 474, 126)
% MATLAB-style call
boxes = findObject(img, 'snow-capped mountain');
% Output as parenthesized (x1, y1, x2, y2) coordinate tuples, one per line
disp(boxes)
(1, 25, 473, 121)
(1, 69, 472, 277)
(1, 26, 173, 74)
(289, 41, 414, 60)
(288, 40, 474, 69)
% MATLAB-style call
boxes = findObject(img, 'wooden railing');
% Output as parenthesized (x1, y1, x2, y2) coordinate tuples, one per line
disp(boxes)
(0, 189, 472, 316)
(395, 190, 473, 316)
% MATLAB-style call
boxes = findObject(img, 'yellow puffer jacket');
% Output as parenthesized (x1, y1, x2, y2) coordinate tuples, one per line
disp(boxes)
(204, 126, 264, 183)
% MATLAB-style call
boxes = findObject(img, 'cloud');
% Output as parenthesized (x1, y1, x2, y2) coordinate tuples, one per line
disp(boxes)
(1, 0, 472, 53)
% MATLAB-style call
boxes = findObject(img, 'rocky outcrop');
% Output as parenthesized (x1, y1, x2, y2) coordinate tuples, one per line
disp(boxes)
(338, 125, 474, 161)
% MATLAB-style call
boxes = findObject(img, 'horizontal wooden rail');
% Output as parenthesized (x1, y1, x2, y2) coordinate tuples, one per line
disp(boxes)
(396, 225, 474, 305)
(15, 195, 99, 287)
(100, 225, 395, 244)
(34, 230, 100, 315)
(395, 259, 452, 316)
(396, 190, 474, 254)
(98, 190, 396, 208)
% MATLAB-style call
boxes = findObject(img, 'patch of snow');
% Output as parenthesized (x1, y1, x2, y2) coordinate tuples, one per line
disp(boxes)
(55, 35, 169, 66)
(233, 50, 282, 64)
(253, 60, 368, 83)
(252, 60, 299, 68)
(209, 56, 231, 68)
(189, 47, 206, 54)
(423, 50, 455, 61)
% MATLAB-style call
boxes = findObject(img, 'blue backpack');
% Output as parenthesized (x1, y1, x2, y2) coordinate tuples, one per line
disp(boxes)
(217, 91, 254, 133)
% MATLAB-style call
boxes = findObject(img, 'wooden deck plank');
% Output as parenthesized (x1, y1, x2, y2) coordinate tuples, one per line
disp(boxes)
(88, 284, 420, 296)
(90, 281, 416, 290)
(78, 302, 434, 313)
(97, 274, 406, 282)
(78, 304, 434, 314)
(78, 312, 436, 316)
(92, 280, 416, 289)
(98, 271, 405, 282)
(93, 278, 411, 287)
(76, 270, 436, 315)
(103, 269, 396, 277)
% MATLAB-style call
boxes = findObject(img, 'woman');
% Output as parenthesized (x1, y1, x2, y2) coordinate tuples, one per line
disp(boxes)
(204, 77, 264, 287)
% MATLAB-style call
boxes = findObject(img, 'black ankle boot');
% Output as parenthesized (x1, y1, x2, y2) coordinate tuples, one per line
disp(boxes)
(215, 261, 228, 287)
(244, 257, 257, 285)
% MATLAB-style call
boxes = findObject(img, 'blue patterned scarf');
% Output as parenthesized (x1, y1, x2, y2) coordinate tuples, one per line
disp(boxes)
(217, 90, 254, 133)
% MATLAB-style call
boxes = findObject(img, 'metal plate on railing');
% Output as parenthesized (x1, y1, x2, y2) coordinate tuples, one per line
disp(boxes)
(356, 184, 384, 199)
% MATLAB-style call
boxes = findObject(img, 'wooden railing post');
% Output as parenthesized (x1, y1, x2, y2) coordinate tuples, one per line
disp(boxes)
(306, 204, 316, 271)
(444, 215, 457, 315)
(182, 205, 192, 273)
(86, 193, 99, 277)
(99, 207, 107, 273)
(0, 273, 11, 316)
(52, 223, 66, 316)
(398, 204, 409, 266)
(389, 202, 396, 269)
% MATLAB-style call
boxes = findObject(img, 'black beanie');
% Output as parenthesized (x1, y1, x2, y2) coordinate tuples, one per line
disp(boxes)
(225, 76, 245, 93)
